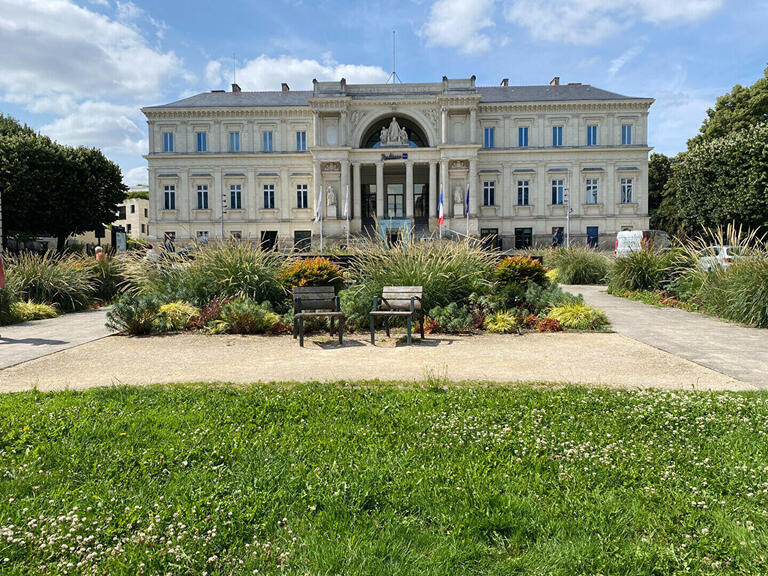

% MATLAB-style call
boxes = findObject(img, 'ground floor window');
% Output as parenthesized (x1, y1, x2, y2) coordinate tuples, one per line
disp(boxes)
(230, 231, 242, 242)
(294, 230, 311, 252)
(126, 224, 132, 234)
(515, 228, 532, 249)
(552, 227, 564, 247)
(362, 184, 377, 220)
(387, 184, 404, 218)
(141, 224, 145, 234)
(414, 183, 428, 218)
(587, 226, 599, 248)
(260, 230, 278, 251)
(480, 228, 501, 250)
(196, 231, 209, 244)
(163, 232, 176, 252)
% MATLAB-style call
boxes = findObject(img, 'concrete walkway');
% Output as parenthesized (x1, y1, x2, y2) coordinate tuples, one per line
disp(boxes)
(0, 308, 115, 369)
(563, 285, 768, 388)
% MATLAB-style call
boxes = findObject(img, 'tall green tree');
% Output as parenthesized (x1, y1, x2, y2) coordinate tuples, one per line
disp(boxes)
(648, 152, 687, 235)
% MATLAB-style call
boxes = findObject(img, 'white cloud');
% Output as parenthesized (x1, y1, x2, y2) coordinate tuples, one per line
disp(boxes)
(609, 41, 646, 76)
(205, 55, 389, 90)
(504, 0, 723, 45)
(649, 90, 715, 155)
(40, 101, 146, 156)
(123, 166, 148, 186)
(420, 0, 496, 54)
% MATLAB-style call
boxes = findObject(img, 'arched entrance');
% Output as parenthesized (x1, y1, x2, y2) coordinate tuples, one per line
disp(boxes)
(359, 115, 430, 149)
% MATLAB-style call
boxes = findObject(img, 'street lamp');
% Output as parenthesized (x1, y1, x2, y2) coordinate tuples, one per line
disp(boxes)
(564, 186, 571, 248)
(220, 190, 227, 240)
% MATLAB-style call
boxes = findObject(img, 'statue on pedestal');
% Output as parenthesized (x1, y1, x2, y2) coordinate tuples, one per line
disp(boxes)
(453, 184, 465, 205)
(326, 185, 337, 206)
(379, 117, 409, 146)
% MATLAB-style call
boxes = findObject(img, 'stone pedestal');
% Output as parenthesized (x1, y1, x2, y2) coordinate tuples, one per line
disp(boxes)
(453, 203, 465, 218)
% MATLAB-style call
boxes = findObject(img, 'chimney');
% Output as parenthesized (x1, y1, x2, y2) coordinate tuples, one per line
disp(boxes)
(550, 76, 560, 86)
(500, 78, 509, 87)
(231, 83, 241, 93)
(281, 83, 290, 92)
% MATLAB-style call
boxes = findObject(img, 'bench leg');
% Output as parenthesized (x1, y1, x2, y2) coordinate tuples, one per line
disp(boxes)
(293, 316, 298, 339)
(298, 316, 304, 347)
(420, 313, 425, 340)
(370, 315, 375, 345)
(385, 322, 390, 337)
(329, 316, 334, 337)
(406, 315, 412, 345)
(338, 317, 343, 345)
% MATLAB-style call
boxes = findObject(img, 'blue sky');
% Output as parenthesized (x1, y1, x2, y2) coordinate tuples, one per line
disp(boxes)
(1, 0, 766, 185)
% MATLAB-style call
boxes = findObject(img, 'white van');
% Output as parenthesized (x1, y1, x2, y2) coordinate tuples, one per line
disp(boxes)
(615, 230, 669, 256)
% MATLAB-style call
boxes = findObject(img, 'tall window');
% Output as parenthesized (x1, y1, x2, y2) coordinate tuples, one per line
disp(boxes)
(586, 179, 599, 204)
(551, 179, 564, 205)
(483, 127, 495, 148)
(117, 206, 126, 220)
(518, 126, 529, 147)
(482, 181, 495, 206)
(126, 224, 132, 234)
(296, 131, 307, 151)
(130, 204, 136, 214)
(163, 185, 175, 210)
(621, 124, 633, 145)
(263, 131, 273, 152)
(552, 126, 563, 147)
(229, 132, 240, 152)
(296, 184, 308, 209)
(517, 180, 530, 206)
(263, 184, 275, 209)
(162, 132, 174, 152)
(196, 132, 207, 152)
(196, 184, 209, 209)
(620, 178, 634, 203)
(229, 184, 242, 210)
(587, 125, 598, 146)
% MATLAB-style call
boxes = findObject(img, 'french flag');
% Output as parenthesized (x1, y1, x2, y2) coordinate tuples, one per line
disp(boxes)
(438, 185, 444, 225)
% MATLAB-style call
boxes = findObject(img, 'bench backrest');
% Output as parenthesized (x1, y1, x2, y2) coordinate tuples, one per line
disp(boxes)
(293, 286, 336, 311)
(381, 286, 423, 310)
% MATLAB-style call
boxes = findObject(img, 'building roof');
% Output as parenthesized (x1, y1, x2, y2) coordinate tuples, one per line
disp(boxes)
(144, 82, 647, 110)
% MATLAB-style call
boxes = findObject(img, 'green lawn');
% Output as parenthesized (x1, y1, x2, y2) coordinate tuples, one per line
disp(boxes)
(1, 383, 767, 575)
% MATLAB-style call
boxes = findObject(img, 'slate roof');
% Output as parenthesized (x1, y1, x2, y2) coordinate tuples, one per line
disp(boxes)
(145, 83, 647, 110)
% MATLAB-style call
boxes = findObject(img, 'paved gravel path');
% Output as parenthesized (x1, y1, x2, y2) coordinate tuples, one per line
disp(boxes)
(562, 285, 768, 388)
(0, 308, 114, 369)
(0, 332, 751, 393)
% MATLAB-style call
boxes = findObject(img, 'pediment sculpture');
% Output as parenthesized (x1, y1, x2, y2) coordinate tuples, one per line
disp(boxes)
(379, 117, 409, 146)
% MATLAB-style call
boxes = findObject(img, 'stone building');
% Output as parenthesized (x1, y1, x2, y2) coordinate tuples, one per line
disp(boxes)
(142, 76, 652, 250)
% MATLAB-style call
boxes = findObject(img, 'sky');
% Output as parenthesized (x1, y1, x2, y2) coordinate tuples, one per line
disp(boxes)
(1, 0, 766, 185)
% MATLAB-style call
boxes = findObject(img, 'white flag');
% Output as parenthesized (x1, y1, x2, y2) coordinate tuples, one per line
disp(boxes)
(343, 185, 349, 219)
(314, 185, 323, 224)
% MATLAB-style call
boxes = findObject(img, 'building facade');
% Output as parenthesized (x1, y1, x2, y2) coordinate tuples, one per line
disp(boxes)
(142, 76, 652, 250)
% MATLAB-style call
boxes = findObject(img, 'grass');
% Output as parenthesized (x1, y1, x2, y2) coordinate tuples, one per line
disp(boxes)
(1, 382, 767, 575)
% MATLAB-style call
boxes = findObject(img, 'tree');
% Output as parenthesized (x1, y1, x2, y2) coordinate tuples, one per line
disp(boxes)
(648, 153, 672, 214)
(0, 113, 34, 138)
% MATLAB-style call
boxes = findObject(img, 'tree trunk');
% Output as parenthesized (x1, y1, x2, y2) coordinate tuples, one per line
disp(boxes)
(57, 234, 67, 252)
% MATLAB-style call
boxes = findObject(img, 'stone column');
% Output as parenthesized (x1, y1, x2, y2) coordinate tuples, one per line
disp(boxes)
(340, 160, 350, 220)
(428, 161, 437, 217)
(313, 161, 322, 220)
(405, 161, 414, 218)
(375, 161, 384, 219)
(312, 113, 319, 147)
(469, 158, 478, 217)
(340, 111, 347, 147)
(440, 159, 449, 217)
(441, 107, 448, 145)
(470, 109, 477, 145)
(352, 162, 362, 220)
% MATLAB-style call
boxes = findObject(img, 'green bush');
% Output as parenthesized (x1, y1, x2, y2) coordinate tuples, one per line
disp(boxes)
(696, 259, 768, 328)
(484, 310, 518, 333)
(154, 301, 200, 332)
(545, 247, 611, 285)
(494, 256, 549, 307)
(10, 300, 58, 321)
(278, 257, 343, 292)
(607, 249, 674, 292)
(213, 298, 281, 334)
(340, 289, 370, 332)
(425, 303, 475, 334)
(106, 293, 162, 335)
(0, 285, 17, 325)
(7, 251, 94, 311)
(547, 303, 609, 330)
(82, 253, 126, 303)
(523, 283, 583, 315)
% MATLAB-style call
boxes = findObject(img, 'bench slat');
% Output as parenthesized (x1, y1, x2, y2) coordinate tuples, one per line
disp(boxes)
(381, 299, 421, 310)
(383, 286, 422, 293)
(294, 287, 336, 295)
(296, 300, 336, 310)
(370, 310, 417, 316)
(295, 311, 343, 317)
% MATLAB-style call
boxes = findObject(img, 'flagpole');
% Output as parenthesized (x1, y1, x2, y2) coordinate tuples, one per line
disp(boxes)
(465, 183, 470, 238)
(345, 184, 350, 248)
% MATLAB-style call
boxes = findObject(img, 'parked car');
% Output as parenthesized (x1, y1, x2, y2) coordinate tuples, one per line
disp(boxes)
(614, 230, 670, 256)
(697, 245, 742, 271)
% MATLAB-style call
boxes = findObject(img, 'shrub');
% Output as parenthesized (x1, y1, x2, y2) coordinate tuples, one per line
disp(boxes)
(106, 293, 162, 335)
(154, 301, 200, 332)
(194, 297, 228, 329)
(81, 253, 126, 303)
(340, 289, 370, 332)
(494, 256, 548, 288)
(0, 286, 17, 326)
(214, 298, 281, 334)
(523, 283, 583, 315)
(607, 249, 673, 293)
(7, 251, 94, 311)
(696, 259, 768, 328)
(278, 257, 343, 292)
(10, 301, 58, 322)
(484, 310, 518, 333)
(545, 246, 611, 285)
(547, 303, 609, 330)
(523, 313, 539, 329)
(425, 303, 475, 334)
(535, 317, 563, 332)
(468, 292, 501, 330)
(545, 268, 559, 284)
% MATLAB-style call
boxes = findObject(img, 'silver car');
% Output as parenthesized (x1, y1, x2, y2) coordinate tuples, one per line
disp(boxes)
(698, 246, 742, 271)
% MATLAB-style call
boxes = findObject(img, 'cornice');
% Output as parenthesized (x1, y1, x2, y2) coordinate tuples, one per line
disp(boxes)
(142, 107, 313, 120)
(478, 100, 653, 114)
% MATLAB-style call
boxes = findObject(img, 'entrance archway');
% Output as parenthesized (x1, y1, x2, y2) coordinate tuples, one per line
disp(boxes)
(359, 115, 430, 148)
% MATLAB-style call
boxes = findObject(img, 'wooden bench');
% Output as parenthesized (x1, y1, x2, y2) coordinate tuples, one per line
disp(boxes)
(370, 286, 424, 345)
(293, 286, 344, 347)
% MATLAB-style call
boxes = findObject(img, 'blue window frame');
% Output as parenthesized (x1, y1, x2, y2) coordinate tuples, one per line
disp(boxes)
(296, 131, 306, 151)
(196, 131, 207, 152)
(263, 184, 275, 209)
(551, 179, 564, 205)
(483, 127, 495, 148)
(587, 125, 598, 146)
(296, 184, 308, 208)
(552, 126, 563, 147)
(229, 132, 240, 152)
(518, 126, 529, 147)
(196, 185, 208, 209)
(163, 185, 175, 210)
(621, 124, 633, 145)
(517, 180, 530, 205)
(263, 131, 273, 152)
(229, 184, 242, 210)
(162, 132, 174, 152)
(482, 181, 495, 206)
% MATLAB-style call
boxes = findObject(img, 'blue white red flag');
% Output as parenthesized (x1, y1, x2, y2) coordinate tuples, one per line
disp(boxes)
(438, 185, 444, 225)
(465, 184, 470, 216)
